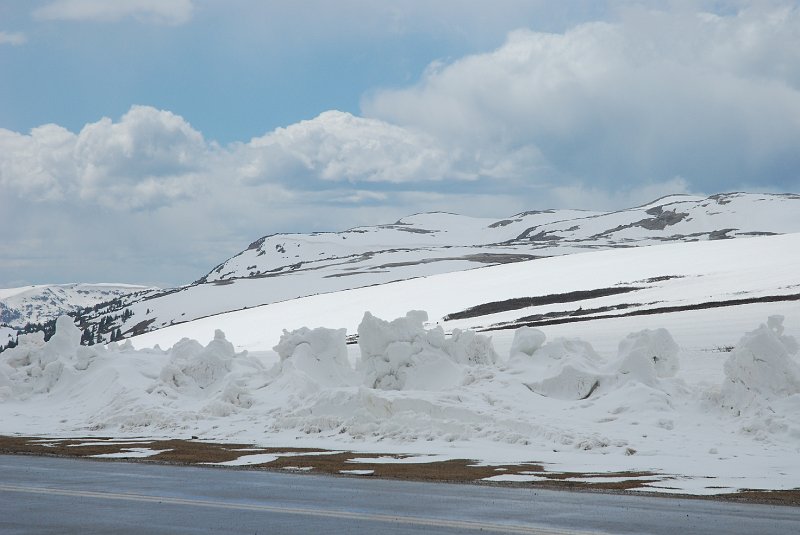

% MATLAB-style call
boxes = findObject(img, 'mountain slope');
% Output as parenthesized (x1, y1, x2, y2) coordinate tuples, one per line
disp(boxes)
(7, 229, 797, 495)
(201, 192, 799, 284)
(131, 232, 800, 352)
(7, 191, 799, 346)
(0, 283, 156, 328)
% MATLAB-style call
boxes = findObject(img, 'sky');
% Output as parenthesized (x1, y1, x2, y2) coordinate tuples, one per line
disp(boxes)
(1, 0, 799, 288)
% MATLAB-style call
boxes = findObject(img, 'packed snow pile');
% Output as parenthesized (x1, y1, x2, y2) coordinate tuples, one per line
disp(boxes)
(0, 318, 266, 422)
(357, 310, 496, 390)
(2, 311, 800, 493)
(154, 330, 240, 395)
(273, 326, 357, 388)
(512, 333, 609, 400)
(617, 329, 680, 382)
(513, 327, 681, 400)
(721, 315, 800, 416)
(0, 316, 86, 398)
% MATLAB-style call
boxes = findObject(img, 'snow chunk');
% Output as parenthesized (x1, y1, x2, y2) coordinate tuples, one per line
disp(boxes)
(159, 330, 235, 392)
(149, 330, 262, 413)
(357, 311, 496, 390)
(514, 328, 681, 401)
(516, 337, 607, 400)
(722, 315, 800, 414)
(273, 326, 357, 387)
(509, 327, 546, 358)
(0, 315, 96, 395)
(617, 329, 680, 382)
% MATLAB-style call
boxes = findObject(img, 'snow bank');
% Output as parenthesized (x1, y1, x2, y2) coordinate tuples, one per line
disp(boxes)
(3, 312, 800, 494)
(1, 316, 99, 398)
(1, 316, 265, 426)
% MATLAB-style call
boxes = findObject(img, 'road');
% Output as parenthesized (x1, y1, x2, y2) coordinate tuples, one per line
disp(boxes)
(1, 454, 799, 534)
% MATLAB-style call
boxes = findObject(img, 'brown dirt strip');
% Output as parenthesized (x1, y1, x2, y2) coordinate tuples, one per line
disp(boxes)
(484, 292, 800, 331)
(443, 286, 641, 321)
(2, 435, 798, 506)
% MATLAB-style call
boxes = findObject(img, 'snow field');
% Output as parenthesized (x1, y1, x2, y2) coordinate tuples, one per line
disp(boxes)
(130, 232, 800, 353)
(2, 308, 800, 494)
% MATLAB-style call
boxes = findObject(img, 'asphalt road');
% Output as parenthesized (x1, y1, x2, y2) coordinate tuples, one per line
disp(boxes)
(1, 454, 799, 534)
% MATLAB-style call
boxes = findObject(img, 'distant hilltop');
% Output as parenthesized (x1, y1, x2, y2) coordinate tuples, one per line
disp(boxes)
(2, 191, 799, 349)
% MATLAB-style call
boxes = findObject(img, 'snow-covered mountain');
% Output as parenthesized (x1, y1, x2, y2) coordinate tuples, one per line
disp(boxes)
(4, 223, 800, 495)
(201, 191, 798, 284)
(4, 192, 799, 347)
(3, 192, 800, 494)
(0, 283, 156, 329)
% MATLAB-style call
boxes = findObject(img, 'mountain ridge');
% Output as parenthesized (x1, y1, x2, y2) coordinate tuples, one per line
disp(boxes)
(2, 191, 799, 348)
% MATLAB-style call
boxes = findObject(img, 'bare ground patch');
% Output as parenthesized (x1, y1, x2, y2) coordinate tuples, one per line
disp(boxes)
(2, 435, 798, 506)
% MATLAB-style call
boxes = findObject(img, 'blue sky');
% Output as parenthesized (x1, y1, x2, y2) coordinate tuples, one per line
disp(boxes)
(2, 1, 800, 288)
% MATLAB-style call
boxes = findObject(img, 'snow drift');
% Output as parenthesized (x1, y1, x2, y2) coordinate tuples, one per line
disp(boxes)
(2, 311, 800, 493)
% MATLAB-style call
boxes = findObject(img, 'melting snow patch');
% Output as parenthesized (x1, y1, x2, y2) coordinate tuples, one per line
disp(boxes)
(91, 448, 171, 459)
(483, 474, 550, 482)
(207, 454, 280, 466)
(347, 454, 454, 464)
(339, 469, 374, 476)
(558, 475, 662, 484)
(206, 450, 345, 466)
(68, 441, 154, 447)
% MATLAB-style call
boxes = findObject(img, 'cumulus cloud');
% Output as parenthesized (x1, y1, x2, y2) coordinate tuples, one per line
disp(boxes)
(73, 106, 211, 208)
(0, 125, 76, 200)
(0, 107, 476, 211)
(4, 3, 800, 287)
(0, 31, 27, 45)
(33, 0, 193, 25)
(7, 5, 799, 216)
(239, 110, 470, 185)
(0, 106, 212, 209)
(363, 4, 800, 191)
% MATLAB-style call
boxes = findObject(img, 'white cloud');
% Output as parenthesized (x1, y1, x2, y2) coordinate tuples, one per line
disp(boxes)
(0, 124, 76, 200)
(5, 3, 800, 288)
(363, 4, 800, 190)
(0, 31, 26, 45)
(33, 0, 193, 25)
(0, 106, 212, 209)
(73, 106, 211, 208)
(240, 110, 469, 184)
(1, 107, 468, 212)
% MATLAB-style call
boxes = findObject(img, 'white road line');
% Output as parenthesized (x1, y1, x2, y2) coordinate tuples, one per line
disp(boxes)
(0, 483, 602, 535)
